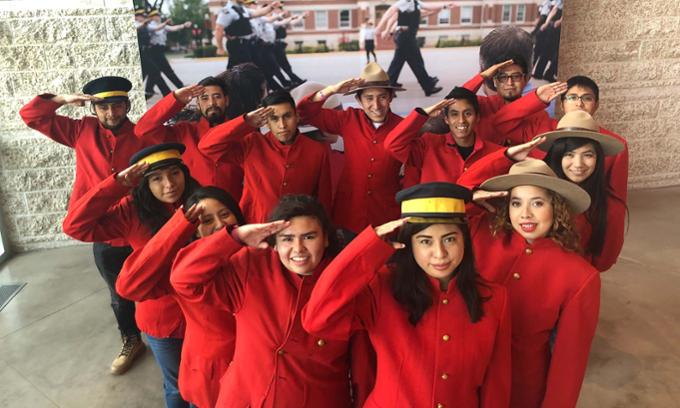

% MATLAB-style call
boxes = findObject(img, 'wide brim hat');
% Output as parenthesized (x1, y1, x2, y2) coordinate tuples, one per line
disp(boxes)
(395, 182, 472, 224)
(129, 143, 186, 173)
(148, 8, 160, 17)
(344, 62, 405, 95)
(480, 159, 591, 214)
(290, 81, 342, 133)
(82, 76, 132, 103)
(537, 110, 624, 156)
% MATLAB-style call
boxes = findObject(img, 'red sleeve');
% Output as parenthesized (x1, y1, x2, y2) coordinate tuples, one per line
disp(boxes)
(62, 174, 134, 242)
(297, 93, 348, 136)
(457, 148, 514, 190)
(480, 286, 511, 408)
(170, 227, 248, 313)
(20, 95, 82, 147)
(302, 227, 393, 341)
(349, 330, 377, 408)
(383, 109, 428, 165)
(592, 195, 626, 272)
(134, 92, 185, 142)
(316, 145, 334, 216)
(602, 129, 629, 202)
(116, 210, 197, 301)
(197, 114, 254, 165)
(463, 73, 485, 93)
(492, 91, 553, 145)
(541, 271, 601, 408)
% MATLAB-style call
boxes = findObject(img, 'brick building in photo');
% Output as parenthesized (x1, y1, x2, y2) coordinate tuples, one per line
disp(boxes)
(207, 0, 540, 50)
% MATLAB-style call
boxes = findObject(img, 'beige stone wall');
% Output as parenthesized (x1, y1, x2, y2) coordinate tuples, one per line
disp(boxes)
(0, 1, 144, 251)
(559, 0, 680, 189)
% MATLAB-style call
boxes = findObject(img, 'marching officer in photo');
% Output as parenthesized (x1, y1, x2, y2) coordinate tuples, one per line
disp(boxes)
(147, 8, 192, 94)
(134, 8, 170, 99)
(272, 8, 307, 87)
(19, 76, 160, 375)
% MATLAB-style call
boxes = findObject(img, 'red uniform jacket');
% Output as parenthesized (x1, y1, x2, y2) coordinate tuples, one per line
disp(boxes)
(198, 115, 332, 223)
(302, 227, 511, 408)
(463, 74, 551, 146)
(19, 95, 158, 247)
(297, 94, 403, 232)
(459, 155, 601, 408)
(384, 109, 503, 186)
(117, 210, 236, 408)
(62, 175, 184, 338)
(492, 91, 629, 202)
(134, 92, 244, 200)
(170, 228, 354, 408)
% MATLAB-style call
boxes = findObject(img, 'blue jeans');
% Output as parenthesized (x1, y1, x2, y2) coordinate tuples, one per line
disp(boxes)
(145, 334, 190, 408)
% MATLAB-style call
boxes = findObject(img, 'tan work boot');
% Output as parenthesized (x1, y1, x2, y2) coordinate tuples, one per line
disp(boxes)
(110, 334, 145, 375)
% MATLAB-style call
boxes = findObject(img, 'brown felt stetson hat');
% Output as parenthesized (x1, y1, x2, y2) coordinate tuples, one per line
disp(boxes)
(480, 159, 591, 214)
(537, 111, 624, 156)
(344, 62, 405, 95)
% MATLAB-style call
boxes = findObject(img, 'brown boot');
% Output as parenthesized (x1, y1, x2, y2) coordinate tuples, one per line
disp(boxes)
(110, 334, 145, 375)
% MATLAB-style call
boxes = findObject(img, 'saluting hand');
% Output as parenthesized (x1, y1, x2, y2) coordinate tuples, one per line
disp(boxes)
(174, 84, 206, 104)
(374, 218, 409, 249)
(52, 94, 102, 107)
(232, 220, 291, 249)
(480, 59, 515, 79)
(472, 190, 508, 213)
(115, 162, 149, 188)
(183, 203, 205, 224)
(536, 81, 567, 104)
(324, 78, 366, 97)
(245, 106, 274, 128)
(506, 135, 547, 161)
(423, 98, 456, 118)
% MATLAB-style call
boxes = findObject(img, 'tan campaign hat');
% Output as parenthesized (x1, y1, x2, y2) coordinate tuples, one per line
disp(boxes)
(537, 110, 624, 156)
(344, 62, 405, 95)
(480, 159, 591, 214)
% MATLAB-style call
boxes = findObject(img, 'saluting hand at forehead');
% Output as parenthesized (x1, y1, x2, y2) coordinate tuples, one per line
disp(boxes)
(423, 98, 458, 118)
(314, 78, 366, 101)
(536, 81, 568, 104)
(245, 106, 275, 128)
(50, 93, 103, 107)
(232, 220, 291, 249)
(480, 59, 515, 80)
(506, 135, 547, 161)
(115, 161, 149, 188)
(374, 217, 410, 249)
(174, 84, 206, 105)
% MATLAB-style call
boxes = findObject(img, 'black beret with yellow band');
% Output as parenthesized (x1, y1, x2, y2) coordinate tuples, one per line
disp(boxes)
(129, 143, 186, 174)
(82, 76, 133, 103)
(395, 182, 471, 224)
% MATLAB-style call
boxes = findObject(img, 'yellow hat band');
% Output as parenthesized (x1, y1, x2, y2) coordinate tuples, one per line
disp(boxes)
(93, 90, 129, 99)
(137, 150, 182, 166)
(402, 197, 466, 215)
(408, 216, 467, 224)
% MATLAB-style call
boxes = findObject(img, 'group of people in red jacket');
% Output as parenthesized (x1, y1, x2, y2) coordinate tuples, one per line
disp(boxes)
(20, 43, 628, 408)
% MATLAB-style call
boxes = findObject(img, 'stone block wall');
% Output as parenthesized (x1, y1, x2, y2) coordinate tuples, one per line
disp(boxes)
(0, 1, 145, 252)
(558, 0, 680, 189)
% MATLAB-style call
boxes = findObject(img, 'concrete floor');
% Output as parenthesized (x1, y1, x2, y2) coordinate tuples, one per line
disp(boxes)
(0, 186, 679, 408)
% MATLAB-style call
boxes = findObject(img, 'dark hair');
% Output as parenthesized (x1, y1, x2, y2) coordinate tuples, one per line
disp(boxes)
(132, 163, 201, 234)
(544, 137, 608, 257)
(261, 90, 296, 111)
(266, 194, 341, 257)
(479, 26, 533, 90)
(560, 75, 600, 102)
(388, 222, 486, 326)
(197, 76, 229, 97)
(184, 186, 246, 226)
(443, 87, 479, 115)
(219, 63, 266, 118)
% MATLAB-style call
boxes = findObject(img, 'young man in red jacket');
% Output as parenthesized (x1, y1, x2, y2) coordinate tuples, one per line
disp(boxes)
(492, 75, 629, 202)
(297, 62, 405, 234)
(199, 90, 332, 223)
(134, 76, 245, 200)
(384, 86, 503, 188)
(19, 76, 154, 374)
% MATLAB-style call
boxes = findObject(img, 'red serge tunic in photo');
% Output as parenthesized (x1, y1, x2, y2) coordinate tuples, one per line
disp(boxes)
(297, 94, 403, 232)
(384, 109, 503, 186)
(198, 115, 332, 223)
(19, 95, 159, 247)
(458, 156, 601, 408)
(302, 227, 511, 408)
(491, 90, 630, 202)
(170, 228, 354, 408)
(134, 92, 245, 200)
(62, 175, 184, 338)
(116, 210, 236, 408)
(463, 74, 551, 146)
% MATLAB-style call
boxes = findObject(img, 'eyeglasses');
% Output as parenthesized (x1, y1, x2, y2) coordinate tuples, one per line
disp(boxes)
(494, 72, 525, 83)
(564, 94, 596, 104)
